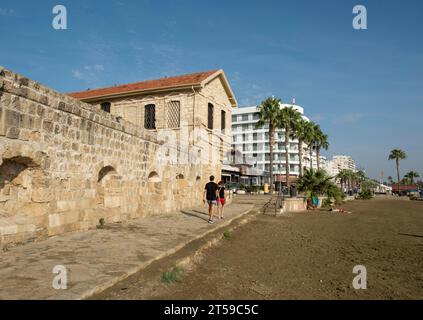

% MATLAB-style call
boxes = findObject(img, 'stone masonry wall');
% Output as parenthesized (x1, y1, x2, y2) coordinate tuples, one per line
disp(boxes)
(0, 67, 221, 246)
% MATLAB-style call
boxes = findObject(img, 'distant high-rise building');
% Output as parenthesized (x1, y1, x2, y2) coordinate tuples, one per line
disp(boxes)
(324, 155, 357, 176)
(231, 103, 320, 183)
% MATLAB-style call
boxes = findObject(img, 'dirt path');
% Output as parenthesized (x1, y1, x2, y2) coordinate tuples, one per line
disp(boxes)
(94, 199, 423, 300)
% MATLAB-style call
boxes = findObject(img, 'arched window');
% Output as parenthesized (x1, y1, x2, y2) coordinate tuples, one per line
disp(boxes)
(100, 102, 111, 113)
(176, 174, 185, 180)
(144, 104, 156, 129)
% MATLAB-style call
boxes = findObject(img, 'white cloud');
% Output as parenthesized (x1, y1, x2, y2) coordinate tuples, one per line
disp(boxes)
(309, 114, 327, 122)
(72, 65, 105, 81)
(335, 113, 364, 124)
(84, 65, 104, 72)
(71, 70, 84, 80)
(0, 8, 15, 16)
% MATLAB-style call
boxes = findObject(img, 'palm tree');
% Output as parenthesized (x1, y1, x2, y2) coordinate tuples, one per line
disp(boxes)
(388, 149, 407, 194)
(404, 171, 420, 184)
(336, 169, 350, 193)
(401, 177, 410, 185)
(297, 168, 342, 204)
(355, 170, 366, 191)
(278, 106, 302, 193)
(346, 169, 356, 192)
(303, 121, 316, 170)
(256, 96, 282, 193)
(291, 118, 309, 177)
(313, 124, 329, 170)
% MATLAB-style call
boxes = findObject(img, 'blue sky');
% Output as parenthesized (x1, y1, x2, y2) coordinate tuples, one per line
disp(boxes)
(0, 0, 422, 180)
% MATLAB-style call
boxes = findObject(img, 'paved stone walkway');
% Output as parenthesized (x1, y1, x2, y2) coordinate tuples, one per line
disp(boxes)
(0, 202, 254, 300)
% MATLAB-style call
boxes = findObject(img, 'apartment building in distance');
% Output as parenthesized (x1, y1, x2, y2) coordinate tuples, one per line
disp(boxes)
(231, 102, 319, 184)
(324, 155, 357, 177)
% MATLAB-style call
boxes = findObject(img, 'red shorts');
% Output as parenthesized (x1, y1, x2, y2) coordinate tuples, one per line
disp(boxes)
(219, 198, 225, 205)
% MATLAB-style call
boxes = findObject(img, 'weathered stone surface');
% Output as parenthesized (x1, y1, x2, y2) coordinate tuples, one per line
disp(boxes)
(0, 67, 233, 245)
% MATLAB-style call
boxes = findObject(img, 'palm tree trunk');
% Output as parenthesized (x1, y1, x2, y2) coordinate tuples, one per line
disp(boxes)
(285, 128, 290, 195)
(396, 158, 400, 195)
(269, 123, 274, 193)
(316, 147, 321, 170)
(299, 139, 303, 177)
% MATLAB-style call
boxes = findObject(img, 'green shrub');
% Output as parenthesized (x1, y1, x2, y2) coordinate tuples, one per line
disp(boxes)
(223, 229, 235, 240)
(161, 266, 184, 283)
(357, 190, 373, 200)
(322, 198, 333, 208)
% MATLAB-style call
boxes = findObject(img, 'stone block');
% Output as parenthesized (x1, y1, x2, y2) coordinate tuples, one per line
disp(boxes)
(56, 200, 77, 212)
(31, 188, 53, 203)
(6, 127, 20, 139)
(104, 196, 121, 208)
(0, 219, 18, 236)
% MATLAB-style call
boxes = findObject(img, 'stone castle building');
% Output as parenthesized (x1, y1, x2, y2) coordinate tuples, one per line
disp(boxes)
(0, 67, 236, 245)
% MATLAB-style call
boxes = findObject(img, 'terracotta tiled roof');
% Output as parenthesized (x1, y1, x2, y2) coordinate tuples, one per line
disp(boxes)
(68, 70, 219, 100)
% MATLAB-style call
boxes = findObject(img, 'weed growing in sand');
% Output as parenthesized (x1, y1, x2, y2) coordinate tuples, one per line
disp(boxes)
(162, 266, 184, 283)
(223, 229, 235, 240)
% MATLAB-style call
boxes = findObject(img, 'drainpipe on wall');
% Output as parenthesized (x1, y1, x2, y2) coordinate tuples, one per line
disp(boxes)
(191, 86, 197, 148)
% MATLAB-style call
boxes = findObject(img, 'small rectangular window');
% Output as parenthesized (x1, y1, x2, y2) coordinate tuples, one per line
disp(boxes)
(100, 102, 111, 113)
(221, 110, 226, 131)
(167, 101, 180, 128)
(208, 103, 214, 129)
(144, 104, 156, 129)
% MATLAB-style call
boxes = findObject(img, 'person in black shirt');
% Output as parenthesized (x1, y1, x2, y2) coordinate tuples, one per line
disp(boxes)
(204, 175, 219, 224)
(217, 181, 226, 219)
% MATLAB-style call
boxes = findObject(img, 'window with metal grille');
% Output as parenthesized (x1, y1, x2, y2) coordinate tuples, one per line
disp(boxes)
(100, 102, 111, 113)
(221, 110, 226, 131)
(144, 104, 156, 129)
(167, 101, 180, 128)
(207, 103, 214, 129)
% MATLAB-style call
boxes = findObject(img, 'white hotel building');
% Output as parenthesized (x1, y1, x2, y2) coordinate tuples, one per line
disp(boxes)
(324, 155, 357, 177)
(231, 103, 319, 183)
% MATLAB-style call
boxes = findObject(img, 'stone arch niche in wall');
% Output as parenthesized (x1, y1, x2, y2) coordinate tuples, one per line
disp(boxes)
(0, 158, 30, 218)
(0, 144, 50, 221)
(175, 173, 189, 208)
(0, 156, 48, 218)
(148, 171, 161, 183)
(176, 174, 185, 180)
(98, 166, 116, 183)
(194, 176, 203, 202)
(144, 170, 162, 215)
(146, 170, 162, 195)
(96, 165, 121, 210)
